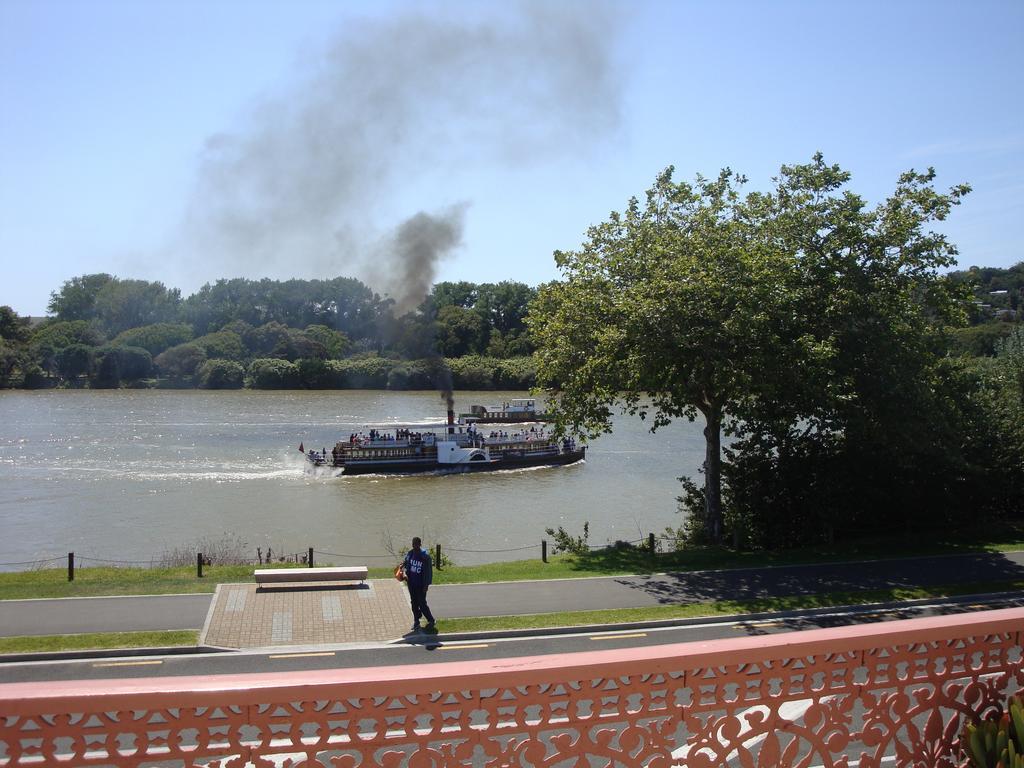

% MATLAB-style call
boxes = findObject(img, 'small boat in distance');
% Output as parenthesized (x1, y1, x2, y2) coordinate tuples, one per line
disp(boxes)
(458, 398, 550, 424)
(304, 407, 583, 476)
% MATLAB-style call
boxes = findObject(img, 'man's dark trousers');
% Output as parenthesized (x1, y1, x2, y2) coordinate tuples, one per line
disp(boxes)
(408, 582, 434, 625)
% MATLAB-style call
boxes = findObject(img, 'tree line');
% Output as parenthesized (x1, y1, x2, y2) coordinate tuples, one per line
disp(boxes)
(527, 154, 1024, 550)
(0, 277, 539, 389)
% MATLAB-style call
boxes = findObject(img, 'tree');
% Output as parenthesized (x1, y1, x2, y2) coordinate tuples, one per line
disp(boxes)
(719, 159, 972, 545)
(55, 344, 95, 381)
(196, 359, 244, 389)
(30, 320, 105, 376)
(430, 281, 479, 310)
(529, 156, 971, 546)
(182, 276, 387, 339)
(994, 325, 1024, 387)
(93, 345, 152, 386)
(0, 339, 34, 387)
(192, 330, 246, 361)
(154, 343, 207, 379)
(302, 324, 350, 359)
(945, 323, 1014, 357)
(530, 167, 796, 542)
(112, 323, 193, 356)
(435, 305, 486, 357)
(93, 279, 182, 336)
(477, 281, 535, 335)
(0, 306, 31, 343)
(247, 358, 300, 388)
(48, 274, 114, 320)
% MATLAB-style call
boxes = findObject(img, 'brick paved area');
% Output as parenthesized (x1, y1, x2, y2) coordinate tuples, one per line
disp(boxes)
(201, 579, 412, 648)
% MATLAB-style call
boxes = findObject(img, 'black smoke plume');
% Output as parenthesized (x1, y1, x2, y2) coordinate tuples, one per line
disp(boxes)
(172, 1, 624, 299)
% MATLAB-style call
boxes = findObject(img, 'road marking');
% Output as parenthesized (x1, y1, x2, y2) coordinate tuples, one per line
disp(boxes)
(737, 621, 781, 629)
(438, 643, 490, 650)
(590, 632, 647, 640)
(93, 660, 164, 668)
(269, 651, 336, 660)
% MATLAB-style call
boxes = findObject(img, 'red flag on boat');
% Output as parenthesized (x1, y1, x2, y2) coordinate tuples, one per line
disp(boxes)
(298, 442, 304, 453)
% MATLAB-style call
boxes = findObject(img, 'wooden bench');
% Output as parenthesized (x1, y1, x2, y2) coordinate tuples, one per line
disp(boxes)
(254, 566, 368, 586)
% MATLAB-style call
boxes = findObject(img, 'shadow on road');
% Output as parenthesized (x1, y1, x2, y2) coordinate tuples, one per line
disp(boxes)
(611, 551, 1024, 606)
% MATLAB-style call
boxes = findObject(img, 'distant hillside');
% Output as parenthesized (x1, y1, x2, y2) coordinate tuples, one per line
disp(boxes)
(948, 261, 1023, 320)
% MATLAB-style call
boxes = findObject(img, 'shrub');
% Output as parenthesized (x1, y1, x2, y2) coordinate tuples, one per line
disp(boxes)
(111, 323, 193, 356)
(55, 343, 95, 380)
(155, 343, 207, 378)
(303, 324, 350, 359)
(544, 522, 590, 555)
(387, 360, 435, 390)
(493, 356, 537, 388)
(337, 356, 393, 388)
(296, 358, 337, 388)
(92, 345, 152, 387)
(448, 355, 494, 389)
(197, 359, 244, 389)
(192, 330, 246, 362)
(159, 533, 251, 567)
(248, 358, 300, 388)
(962, 693, 1024, 767)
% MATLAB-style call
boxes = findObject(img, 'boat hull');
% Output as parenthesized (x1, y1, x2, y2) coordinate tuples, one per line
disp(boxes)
(459, 413, 551, 424)
(336, 447, 586, 475)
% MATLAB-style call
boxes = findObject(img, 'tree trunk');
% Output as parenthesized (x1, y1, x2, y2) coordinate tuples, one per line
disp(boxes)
(701, 405, 723, 544)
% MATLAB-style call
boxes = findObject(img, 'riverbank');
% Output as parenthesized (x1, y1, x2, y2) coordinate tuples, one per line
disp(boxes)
(3, 526, 1022, 601)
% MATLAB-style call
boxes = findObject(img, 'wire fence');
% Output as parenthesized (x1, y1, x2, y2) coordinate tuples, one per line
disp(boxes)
(0, 556, 65, 568)
(0, 531, 683, 574)
(312, 550, 394, 560)
(77, 555, 163, 566)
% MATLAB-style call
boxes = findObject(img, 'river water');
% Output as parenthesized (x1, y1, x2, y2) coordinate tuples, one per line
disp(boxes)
(0, 390, 705, 569)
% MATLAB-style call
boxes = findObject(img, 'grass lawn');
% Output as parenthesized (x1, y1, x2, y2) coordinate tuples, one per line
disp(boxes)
(1, 522, 1022, 600)
(0, 630, 199, 655)
(4, 577, 1020, 654)
(438, 578, 1024, 634)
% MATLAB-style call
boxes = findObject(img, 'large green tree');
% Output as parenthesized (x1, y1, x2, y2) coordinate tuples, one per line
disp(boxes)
(47, 274, 114, 321)
(93, 279, 182, 336)
(528, 156, 971, 545)
(719, 159, 972, 546)
(528, 167, 797, 542)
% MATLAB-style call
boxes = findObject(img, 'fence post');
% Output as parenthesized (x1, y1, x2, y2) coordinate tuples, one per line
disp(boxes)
(68, 552, 74, 582)
(309, 547, 314, 568)
(649, 532, 656, 554)
(197, 552, 204, 578)
(435, 544, 442, 571)
(542, 540, 548, 563)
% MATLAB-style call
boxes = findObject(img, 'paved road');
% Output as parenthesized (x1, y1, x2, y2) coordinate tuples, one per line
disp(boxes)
(1, 550, 1022, 637)
(3, 594, 1023, 684)
(429, 550, 1024, 618)
(0, 594, 213, 637)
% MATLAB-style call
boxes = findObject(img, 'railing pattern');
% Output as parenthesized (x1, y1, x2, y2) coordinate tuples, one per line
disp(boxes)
(1, 608, 1021, 767)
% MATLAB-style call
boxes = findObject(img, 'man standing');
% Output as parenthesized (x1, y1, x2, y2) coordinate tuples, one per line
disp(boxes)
(402, 536, 435, 633)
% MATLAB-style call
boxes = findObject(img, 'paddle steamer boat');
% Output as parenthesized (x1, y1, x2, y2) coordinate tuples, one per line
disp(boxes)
(304, 408, 583, 475)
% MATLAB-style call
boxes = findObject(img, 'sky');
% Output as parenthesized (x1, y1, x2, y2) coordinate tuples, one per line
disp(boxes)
(1, 0, 1022, 317)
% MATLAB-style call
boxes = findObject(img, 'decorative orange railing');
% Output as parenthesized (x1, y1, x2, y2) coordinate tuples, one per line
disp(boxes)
(1, 607, 1021, 767)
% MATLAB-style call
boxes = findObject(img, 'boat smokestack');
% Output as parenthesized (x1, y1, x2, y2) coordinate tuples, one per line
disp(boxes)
(447, 408, 455, 435)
